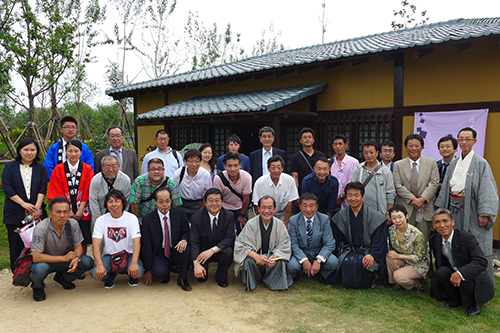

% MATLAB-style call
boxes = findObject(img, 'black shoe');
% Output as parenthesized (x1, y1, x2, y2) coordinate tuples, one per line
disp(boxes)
(293, 273, 300, 282)
(445, 300, 460, 308)
(128, 277, 139, 287)
(198, 277, 208, 283)
(32, 288, 46, 302)
(76, 273, 85, 280)
(466, 304, 481, 317)
(177, 277, 192, 291)
(218, 282, 228, 288)
(54, 273, 75, 290)
(160, 278, 170, 284)
(317, 275, 328, 285)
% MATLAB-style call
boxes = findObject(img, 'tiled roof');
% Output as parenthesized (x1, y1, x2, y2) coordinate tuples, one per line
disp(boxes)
(107, 18, 500, 96)
(137, 83, 328, 120)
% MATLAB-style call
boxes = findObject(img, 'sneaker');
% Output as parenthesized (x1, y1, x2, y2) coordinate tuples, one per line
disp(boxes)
(104, 281, 115, 289)
(128, 277, 139, 287)
(53, 273, 75, 290)
(32, 288, 46, 302)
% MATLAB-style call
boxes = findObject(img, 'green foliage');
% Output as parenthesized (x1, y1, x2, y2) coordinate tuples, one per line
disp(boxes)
(391, 0, 430, 30)
(251, 23, 285, 57)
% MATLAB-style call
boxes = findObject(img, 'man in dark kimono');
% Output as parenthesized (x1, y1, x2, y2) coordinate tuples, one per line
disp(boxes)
(331, 181, 388, 289)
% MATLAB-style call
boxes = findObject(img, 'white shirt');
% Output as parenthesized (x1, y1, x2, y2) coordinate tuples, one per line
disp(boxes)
(68, 160, 80, 186)
(92, 211, 141, 256)
(408, 157, 421, 174)
(172, 166, 212, 201)
(252, 173, 299, 221)
(208, 211, 220, 229)
(158, 210, 171, 248)
(20, 163, 32, 200)
(109, 147, 123, 171)
(262, 148, 273, 176)
(441, 230, 465, 281)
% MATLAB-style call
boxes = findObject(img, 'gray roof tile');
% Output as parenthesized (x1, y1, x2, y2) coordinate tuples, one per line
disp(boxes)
(108, 18, 500, 96)
(137, 83, 328, 120)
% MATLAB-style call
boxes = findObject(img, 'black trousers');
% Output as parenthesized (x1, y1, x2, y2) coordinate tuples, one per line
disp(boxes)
(6, 224, 24, 272)
(435, 266, 475, 307)
(152, 245, 191, 281)
(197, 247, 233, 284)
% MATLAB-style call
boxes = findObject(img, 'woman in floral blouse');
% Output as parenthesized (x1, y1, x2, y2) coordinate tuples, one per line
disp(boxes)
(386, 205, 429, 293)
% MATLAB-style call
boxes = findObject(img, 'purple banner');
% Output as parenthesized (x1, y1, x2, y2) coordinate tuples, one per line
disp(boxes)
(413, 109, 489, 160)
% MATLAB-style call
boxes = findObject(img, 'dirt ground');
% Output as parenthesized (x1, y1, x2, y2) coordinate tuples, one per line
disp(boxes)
(0, 264, 280, 333)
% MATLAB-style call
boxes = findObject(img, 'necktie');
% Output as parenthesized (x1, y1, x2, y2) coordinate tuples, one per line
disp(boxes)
(445, 240, 456, 268)
(441, 163, 449, 180)
(306, 219, 313, 247)
(164, 216, 170, 258)
(112, 150, 122, 170)
(212, 217, 217, 239)
(410, 162, 418, 196)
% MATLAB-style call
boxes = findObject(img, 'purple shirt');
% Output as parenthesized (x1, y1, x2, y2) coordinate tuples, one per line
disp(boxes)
(330, 154, 359, 207)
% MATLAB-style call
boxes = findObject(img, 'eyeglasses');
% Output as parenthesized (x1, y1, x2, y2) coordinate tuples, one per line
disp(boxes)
(62, 126, 77, 130)
(207, 199, 222, 204)
(156, 138, 169, 142)
(156, 199, 171, 204)
(109, 134, 123, 139)
(103, 165, 119, 170)
(186, 159, 201, 164)
(457, 138, 474, 142)
(148, 168, 164, 172)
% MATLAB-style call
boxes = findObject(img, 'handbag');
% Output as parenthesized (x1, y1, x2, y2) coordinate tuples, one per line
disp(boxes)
(12, 247, 33, 287)
(110, 250, 130, 273)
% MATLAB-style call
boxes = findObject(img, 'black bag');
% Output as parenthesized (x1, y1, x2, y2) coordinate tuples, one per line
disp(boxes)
(12, 247, 33, 287)
(110, 250, 130, 273)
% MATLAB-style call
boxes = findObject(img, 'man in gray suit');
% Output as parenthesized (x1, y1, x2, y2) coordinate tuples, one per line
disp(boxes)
(95, 126, 139, 184)
(393, 134, 439, 244)
(287, 192, 338, 284)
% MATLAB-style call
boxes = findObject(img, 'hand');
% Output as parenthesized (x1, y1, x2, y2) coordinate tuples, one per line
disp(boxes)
(267, 255, 277, 268)
(437, 183, 443, 192)
(63, 251, 76, 262)
(283, 218, 289, 228)
(128, 261, 139, 278)
(336, 195, 343, 208)
(237, 215, 247, 229)
(22, 202, 37, 214)
(385, 214, 392, 226)
(478, 216, 488, 227)
(74, 209, 84, 221)
(302, 260, 312, 276)
(174, 239, 187, 253)
(450, 271, 462, 287)
(254, 254, 268, 266)
(362, 254, 374, 269)
(310, 260, 321, 277)
(67, 257, 79, 273)
(95, 264, 107, 280)
(193, 262, 206, 279)
(196, 249, 214, 265)
(144, 271, 153, 286)
(387, 250, 399, 260)
(31, 209, 41, 220)
(411, 197, 426, 209)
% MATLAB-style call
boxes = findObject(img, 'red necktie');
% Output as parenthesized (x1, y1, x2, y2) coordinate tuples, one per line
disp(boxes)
(164, 216, 170, 258)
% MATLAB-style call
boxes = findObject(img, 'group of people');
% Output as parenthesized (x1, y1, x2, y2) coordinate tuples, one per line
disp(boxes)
(2, 117, 497, 317)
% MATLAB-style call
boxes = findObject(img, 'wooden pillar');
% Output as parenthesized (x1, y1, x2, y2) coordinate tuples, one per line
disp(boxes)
(393, 52, 404, 159)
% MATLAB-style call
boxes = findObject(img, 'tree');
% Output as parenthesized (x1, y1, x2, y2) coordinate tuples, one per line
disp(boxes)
(184, 11, 245, 71)
(391, 0, 429, 30)
(251, 23, 285, 57)
(136, 0, 181, 79)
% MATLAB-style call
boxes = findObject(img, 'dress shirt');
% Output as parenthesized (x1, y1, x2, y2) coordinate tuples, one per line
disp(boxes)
(20, 163, 33, 200)
(109, 147, 123, 170)
(158, 210, 171, 249)
(252, 173, 299, 221)
(141, 147, 184, 177)
(331, 154, 359, 207)
(172, 167, 212, 201)
(262, 148, 273, 176)
(441, 230, 464, 281)
(208, 211, 220, 226)
(408, 157, 421, 173)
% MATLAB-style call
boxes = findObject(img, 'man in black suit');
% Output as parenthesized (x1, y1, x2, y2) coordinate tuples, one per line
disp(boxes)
(141, 187, 192, 291)
(430, 208, 495, 316)
(249, 126, 287, 186)
(95, 126, 139, 184)
(190, 188, 235, 287)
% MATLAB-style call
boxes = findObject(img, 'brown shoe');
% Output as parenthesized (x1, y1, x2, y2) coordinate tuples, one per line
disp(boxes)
(177, 277, 192, 291)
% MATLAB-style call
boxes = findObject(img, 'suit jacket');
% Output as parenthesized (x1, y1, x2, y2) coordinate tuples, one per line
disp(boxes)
(393, 157, 439, 220)
(2, 161, 47, 225)
(249, 147, 287, 185)
(95, 147, 139, 185)
(429, 229, 495, 305)
(140, 207, 190, 272)
(288, 211, 335, 262)
(189, 208, 235, 262)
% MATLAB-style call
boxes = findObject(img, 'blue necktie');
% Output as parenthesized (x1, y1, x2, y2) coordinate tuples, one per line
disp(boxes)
(306, 219, 313, 247)
(212, 217, 217, 239)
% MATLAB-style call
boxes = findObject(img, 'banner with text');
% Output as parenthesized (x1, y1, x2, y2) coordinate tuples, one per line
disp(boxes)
(413, 109, 488, 160)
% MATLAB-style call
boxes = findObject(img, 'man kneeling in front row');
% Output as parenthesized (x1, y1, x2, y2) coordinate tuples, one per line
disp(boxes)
(233, 195, 293, 291)
(430, 208, 495, 316)
(30, 197, 94, 301)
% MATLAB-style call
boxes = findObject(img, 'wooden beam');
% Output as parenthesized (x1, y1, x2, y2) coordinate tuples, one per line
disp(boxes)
(216, 78, 233, 85)
(252, 72, 274, 80)
(234, 75, 251, 83)
(171, 85, 186, 91)
(186, 82, 200, 89)
(414, 48, 433, 59)
(295, 65, 316, 74)
(454, 42, 471, 53)
(274, 68, 294, 77)
(200, 80, 216, 87)
(321, 61, 342, 71)
(380, 53, 397, 63)
(348, 57, 369, 67)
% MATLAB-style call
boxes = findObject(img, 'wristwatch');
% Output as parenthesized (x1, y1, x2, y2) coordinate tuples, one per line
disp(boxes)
(76, 256, 82, 262)
(316, 258, 322, 264)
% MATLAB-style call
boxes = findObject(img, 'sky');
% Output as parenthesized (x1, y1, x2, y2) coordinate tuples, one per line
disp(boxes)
(64, 0, 500, 106)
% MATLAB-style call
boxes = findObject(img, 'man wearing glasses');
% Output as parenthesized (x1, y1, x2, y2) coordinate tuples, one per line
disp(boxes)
(44, 116, 95, 179)
(89, 155, 132, 228)
(436, 127, 499, 285)
(172, 149, 212, 220)
(94, 126, 139, 185)
(141, 130, 184, 177)
(130, 158, 182, 220)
